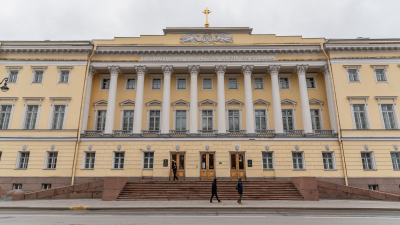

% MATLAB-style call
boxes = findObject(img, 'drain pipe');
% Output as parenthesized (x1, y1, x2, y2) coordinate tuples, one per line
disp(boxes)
(320, 40, 349, 186)
(71, 42, 97, 185)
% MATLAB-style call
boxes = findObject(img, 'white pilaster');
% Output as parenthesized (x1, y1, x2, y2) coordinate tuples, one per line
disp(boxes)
(216, 65, 227, 135)
(104, 65, 120, 134)
(81, 66, 96, 133)
(322, 65, 338, 133)
(189, 65, 200, 134)
(242, 65, 255, 134)
(161, 65, 173, 135)
(295, 64, 313, 134)
(269, 65, 284, 134)
(132, 66, 147, 134)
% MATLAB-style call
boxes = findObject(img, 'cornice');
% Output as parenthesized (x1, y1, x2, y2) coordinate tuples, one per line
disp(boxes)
(325, 43, 400, 52)
(0, 45, 93, 54)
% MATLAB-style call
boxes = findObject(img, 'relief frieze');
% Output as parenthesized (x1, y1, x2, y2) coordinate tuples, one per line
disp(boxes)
(140, 55, 276, 62)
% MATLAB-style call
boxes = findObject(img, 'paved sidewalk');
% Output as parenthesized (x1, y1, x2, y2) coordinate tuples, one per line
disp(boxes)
(1, 197, 400, 211)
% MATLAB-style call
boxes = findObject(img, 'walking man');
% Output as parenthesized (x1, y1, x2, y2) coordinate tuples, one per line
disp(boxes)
(237, 178, 243, 204)
(210, 178, 221, 203)
(173, 163, 179, 181)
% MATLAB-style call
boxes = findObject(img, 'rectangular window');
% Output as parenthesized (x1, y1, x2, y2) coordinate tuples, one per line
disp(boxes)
(101, 78, 110, 89)
(8, 70, 18, 83)
(255, 110, 267, 130)
(368, 185, 379, 191)
(282, 109, 293, 131)
(52, 105, 65, 130)
(361, 152, 375, 170)
(375, 69, 387, 82)
(126, 78, 136, 90)
(306, 77, 316, 88)
(280, 77, 289, 89)
(42, 184, 51, 190)
(322, 152, 335, 170)
(353, 104, 367, 129)
(391, 152, 400, 170)
(175, 110, 187, 130)
(122, 110, 134, 131)
(348, 69, 359, 82)
(177, 78, 186, 90)
(18, 152, 30, 169)
(152, 79, 161, 90)
(202, 110, 213, 130)
(228, 110, 240, 131)
(149, 110, 160, 131)
(24, 105, 39, 130)
(203, 78, 212, 90)
(13, 184, 22, 190)
(228, 78, 238, 90)
(0, 105, 12, 130)
(113, 152, 125, 169)
(84, 152, 96, 169)
(292, 152, 304, 170)
(59, 70, 69, 83)
(310, 109, 321, 130)
(96, 110, 106, 131)
(262, 152, 274, 169)
(254, 78, 263, 89)
(46, 152, 58, 169)
(33, 70, 44, 83)
(381, 104, 397, 129)
(143, 152, 154, 169)
(0, 151, 2, 160)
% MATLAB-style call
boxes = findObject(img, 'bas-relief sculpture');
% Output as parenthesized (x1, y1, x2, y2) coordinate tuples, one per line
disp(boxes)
(180, 33, 234, 44)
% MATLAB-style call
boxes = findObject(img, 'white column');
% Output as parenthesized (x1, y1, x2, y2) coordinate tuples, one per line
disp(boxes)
(322, 65, 338, 133)
(269, 65, 284, 134)
(104, 65, 120, 134)
(132, 66, 147, 135)
(242, 65, 255, 135)
(81, 66, 96, 133)
(295, 64, 313, 134)
(161, 65, 173, 135)
(216, 65, 227, 135)
(189, 65, 199, 134)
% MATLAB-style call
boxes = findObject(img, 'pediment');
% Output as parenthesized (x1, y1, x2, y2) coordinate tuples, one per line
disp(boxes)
(93, 100, 107, 106)
(226, 99, 243, 107)
(253, 99, 270, 105)
(119, 99, 135, 106)
(309, 98, 324, 106)
(146, 100, 162, 106)
(281, 99, 297, 105)
(198, 99, 217, 106)
(172, 99, 190, 106)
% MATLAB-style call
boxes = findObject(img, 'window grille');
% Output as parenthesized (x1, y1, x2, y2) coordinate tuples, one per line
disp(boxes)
(280, 77, 289, 89)
(59, 70, 69, 83)
(322, 152, 335, 170)
(52, 105, 65, 129)
(391, 152, 400, 170)
(126, 79, 135, 89)
(381, 104, 396, 129)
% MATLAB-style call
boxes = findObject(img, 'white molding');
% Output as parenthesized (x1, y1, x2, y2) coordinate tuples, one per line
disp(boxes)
(150, 74, 163, 91)
(6, 66, 22, 84)
(252, 74, 265, 91)
(226, 74, 240, 91)
(370, 65, 389, 84)
(291, 151, 306, 170)
(279, 74, 291, 90)
(48, 98, 70, 130)
(375, 96, 400, 129)
(306, 73, 317, 90)
(124, 74, 137, 91)
(30, 67, 47, 85)
(321, 151, 337, 170)
(80, 137, 339, 142)
(344, 65, 361, 84)
(201, 74, 214, 91)
(57, 67, 73, 85)
(175, 74, 189, 91)
(0, 60, 88, 66)
(20, 97, 44, 129)
(99, 75, 110, 91)
(0, 97, 17, 129)
(348, 97, 371, 129)
(261, 151, 275, 170)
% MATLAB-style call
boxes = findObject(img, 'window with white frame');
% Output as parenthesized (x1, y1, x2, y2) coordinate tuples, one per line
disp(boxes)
(374, 68, 387, 82)
(282, 109, 294, 131)
(13, 184, 22, 190)
(353, 104, 368, 129)
(83, 152, 96, 169)
(59, 70, 70, 83)
(17, 151, 30, 169)
(143, 152, 154, 169)
(255, 110, 267, 130)
(280, 77, 290, 89)
(126, 78, 136, 90)
(149, 110, 160, 130)
(228, 110, 240, 131)
(45, 152, 58, 169)
(381, 104, 397, 129)
(152, 78, 161, 90)
(0, 105, 12, 129)
(254, 78, 263, 89)
(292, 152, 304, 170)
(203, 78, 212, 90)
(51, 105, 66, 130)
(346, 67, 360, 82)
(177, 78, 186, 90)
(113, 152, 125, 169)
(32, 70, 44, 83)
(262, 152, 274, 170)
(228, 77, 238, 90)
(306, 77, 316, 89)
(24, 105, 39, 130)
(122, 110, 134, 131)
(361, 152, 375, 170)
(96, 110, 106, 131)
(101, 78, 110, 90)
(175, 110, 187, 130)
(310, 109, 321, 130)
(202, 110, 213, 130)
(42, 184, 51, 190)
(322, 152, 336, 170)
(391, 152, 400, 170)
(8, 70, 19, 83)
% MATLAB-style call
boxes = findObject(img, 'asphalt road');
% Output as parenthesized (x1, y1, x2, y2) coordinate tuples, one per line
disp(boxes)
(1, 209, 400, 225)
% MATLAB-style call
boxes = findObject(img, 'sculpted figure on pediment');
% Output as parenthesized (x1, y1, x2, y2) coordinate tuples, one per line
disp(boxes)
(215, 33, 234, 43)
(180, 34, 200, 43)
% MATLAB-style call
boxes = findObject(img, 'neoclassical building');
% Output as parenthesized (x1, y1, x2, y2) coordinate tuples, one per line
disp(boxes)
(1, 27, 400, 193)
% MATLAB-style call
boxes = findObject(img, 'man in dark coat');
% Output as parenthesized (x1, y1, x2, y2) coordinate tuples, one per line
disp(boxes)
(173, 163, 178, 181)
(210, 178, 221, 203)
(237, 178, 243, 204)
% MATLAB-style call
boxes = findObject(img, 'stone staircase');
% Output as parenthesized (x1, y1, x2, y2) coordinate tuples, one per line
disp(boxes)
(116, 180, 304, 201)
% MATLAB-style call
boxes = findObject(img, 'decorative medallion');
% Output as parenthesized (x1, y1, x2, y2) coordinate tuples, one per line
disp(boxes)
(22, 145, 27, 151)
(176, 145, 180, 152)
(88, 145, 93, 151)
(265, 145, 270, 152)
(205, 144, 210, 152)
(147, 145, 151, 151)
(295, 145, 300, 152)
(363, 145, 369, 152)
(394, 145, 399, 152)
(235, 144, 240, 151)
(50, 145, 55, 151)
(117, 145, 122, 151)
(325, 145, 330, 152)
(180, 33, 234, 44)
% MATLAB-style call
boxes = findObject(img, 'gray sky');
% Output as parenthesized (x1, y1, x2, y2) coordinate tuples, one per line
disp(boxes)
(1, 0, 399, 41)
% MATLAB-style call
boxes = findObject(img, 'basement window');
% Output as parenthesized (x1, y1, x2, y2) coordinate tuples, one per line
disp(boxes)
(13, 184, 22, 190)
(368, 184, 379, 191)
(42, 184, 52, 190)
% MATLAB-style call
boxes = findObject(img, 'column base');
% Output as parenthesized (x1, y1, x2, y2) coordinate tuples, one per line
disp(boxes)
(159, 133, 171, 138)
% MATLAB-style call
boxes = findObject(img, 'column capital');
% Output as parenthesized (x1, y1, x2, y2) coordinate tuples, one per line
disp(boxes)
(161, 65, 173, 75)
(188, 65, 200, 75)
(268, 65, 281, 75)
(88, 65, 96, 78)
(294, 64, 309, 75)
(135, 65, 147, 76)
(322, 65, 330, 76)
(108, 65, 121, 76)
(241, 65, 253, 76)
(215, 65, 226, 75)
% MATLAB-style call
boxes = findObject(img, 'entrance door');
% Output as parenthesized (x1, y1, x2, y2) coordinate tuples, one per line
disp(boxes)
(200, 153, 216, 181)
(170, 152, 185, 181)
(230, 153, 246, 181)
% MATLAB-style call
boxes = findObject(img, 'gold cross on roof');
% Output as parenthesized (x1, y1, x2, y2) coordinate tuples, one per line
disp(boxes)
(202, 7, 211, 28)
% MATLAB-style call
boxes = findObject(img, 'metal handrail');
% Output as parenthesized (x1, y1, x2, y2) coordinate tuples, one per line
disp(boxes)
(169, 130, 189, 137)
(255, 130, 276, 137)
(198, 130, 218, 137)
(285, 130, 305, 137)
(112, 130, 132, 137)
(141, 130, 160, 137)
(314, 129, 335, 136)
(227, 130, 247, 137)
(84, 130, 104, 137)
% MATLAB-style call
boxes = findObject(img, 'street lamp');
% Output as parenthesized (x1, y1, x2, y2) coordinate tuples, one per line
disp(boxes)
(0, 78, 9, 92)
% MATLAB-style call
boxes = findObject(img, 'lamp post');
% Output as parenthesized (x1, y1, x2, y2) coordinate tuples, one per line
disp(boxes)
(0, 78, 9, 92)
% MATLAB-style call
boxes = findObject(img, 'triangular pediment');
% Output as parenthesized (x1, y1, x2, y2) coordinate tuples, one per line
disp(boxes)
(198, 99, 217, 106)
(93, 100, 107, 106)
(226, 99, 243, 106)
(119, 99, 135, 106)
(253, 99, 270, 105)
(309, 98, 324, 106)
(172, 99, 190, 106)
(281, 99, 297, 105)
(146, 100, 162, 106)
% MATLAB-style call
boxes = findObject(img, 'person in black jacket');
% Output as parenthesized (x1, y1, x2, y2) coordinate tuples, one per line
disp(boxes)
(210, 178, 221, 203)
(237, 178, 243, 204)
(173, 163, 178, 181)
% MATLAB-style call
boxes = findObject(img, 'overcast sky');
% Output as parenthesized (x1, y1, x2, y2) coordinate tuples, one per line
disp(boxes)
(1, 0, 400, 41)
